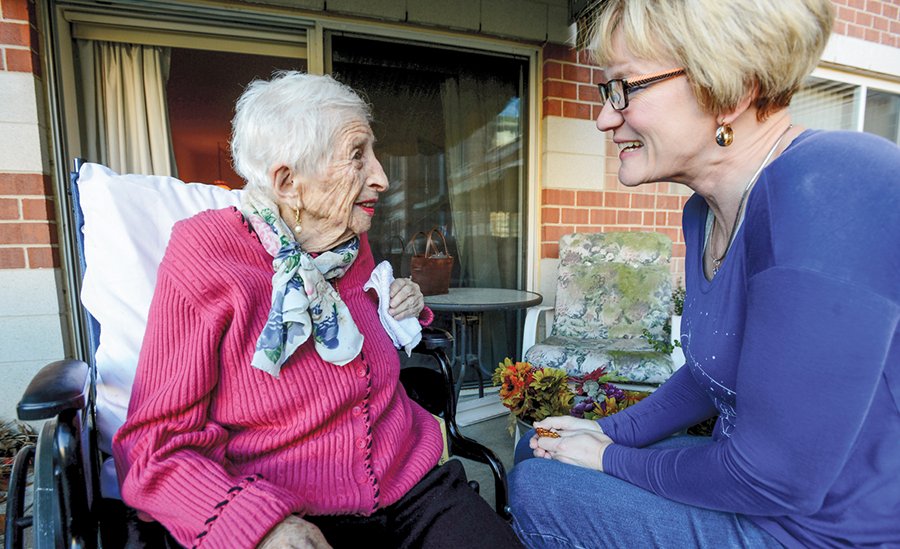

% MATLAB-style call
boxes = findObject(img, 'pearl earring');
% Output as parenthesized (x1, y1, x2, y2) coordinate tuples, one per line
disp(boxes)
(293, 206, 302, 235)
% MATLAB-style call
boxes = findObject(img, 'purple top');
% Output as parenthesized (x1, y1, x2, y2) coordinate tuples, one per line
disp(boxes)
(599, 130, 900, 548)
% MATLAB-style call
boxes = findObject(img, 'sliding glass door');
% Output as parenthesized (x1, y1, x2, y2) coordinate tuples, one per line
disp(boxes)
(330, 34, 530, 377)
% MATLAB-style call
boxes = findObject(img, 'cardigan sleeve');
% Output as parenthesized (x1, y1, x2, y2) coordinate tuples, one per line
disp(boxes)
(602, 267, 898, 514)
(112, 266, 305, 549)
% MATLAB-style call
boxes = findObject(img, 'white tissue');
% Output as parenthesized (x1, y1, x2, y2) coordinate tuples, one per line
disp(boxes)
(364, 261, 422, 356)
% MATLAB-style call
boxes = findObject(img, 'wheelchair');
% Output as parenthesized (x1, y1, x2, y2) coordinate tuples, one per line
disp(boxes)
(4, 159, 509, 548)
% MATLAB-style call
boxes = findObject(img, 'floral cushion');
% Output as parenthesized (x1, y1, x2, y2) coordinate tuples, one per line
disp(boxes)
(528, 231, 674, 383)
(524, 335, 674, 384)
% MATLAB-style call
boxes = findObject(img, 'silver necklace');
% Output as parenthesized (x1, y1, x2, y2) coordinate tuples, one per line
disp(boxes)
(709, 123, 793, 276)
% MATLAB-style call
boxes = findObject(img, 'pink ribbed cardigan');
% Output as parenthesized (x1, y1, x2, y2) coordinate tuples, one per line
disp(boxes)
(112, 208, 443, 549)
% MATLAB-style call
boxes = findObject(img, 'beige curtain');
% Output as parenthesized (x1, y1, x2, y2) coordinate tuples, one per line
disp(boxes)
(441, 74, 520, 371)
(77, 40, 176, 176)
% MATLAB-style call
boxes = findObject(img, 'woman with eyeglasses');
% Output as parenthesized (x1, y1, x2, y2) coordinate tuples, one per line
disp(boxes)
(508, 1, 900, 547)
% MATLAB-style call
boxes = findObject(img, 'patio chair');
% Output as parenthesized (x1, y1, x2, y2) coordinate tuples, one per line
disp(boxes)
(521, 231, 677, 392)
(3, 160, 508, 549)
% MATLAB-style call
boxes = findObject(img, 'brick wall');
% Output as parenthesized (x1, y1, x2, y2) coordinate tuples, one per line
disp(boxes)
(0, 0, 57, 269)
(832, 0, 900, 47)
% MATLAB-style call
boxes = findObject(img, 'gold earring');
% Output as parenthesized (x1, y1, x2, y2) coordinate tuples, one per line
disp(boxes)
(716, 122, 734, 147)
(293, 205, 302, 235)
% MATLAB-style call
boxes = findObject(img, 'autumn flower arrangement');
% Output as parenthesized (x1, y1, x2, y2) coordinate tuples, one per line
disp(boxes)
(493, 359, 650, 433)
(569, 366, 649, 420)
(492, 358, 574, 432)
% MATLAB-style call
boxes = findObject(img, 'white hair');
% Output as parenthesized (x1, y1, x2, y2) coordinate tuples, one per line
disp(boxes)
(230, 71, 372, 195)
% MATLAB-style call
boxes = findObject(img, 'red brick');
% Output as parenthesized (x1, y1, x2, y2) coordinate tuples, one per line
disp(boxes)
(543, 60, 563, 80)
(604, 191, 629, 208)
(544, 189, 576, 206)
(0, 22, 28, 47)
(26, 245, 59, 268)
(0, 173, 51, 194)
(5, 47, 33, 72)
(884, 4, 898, 18)
(0, 221, 56, 245)
(668, 211, 683, 227)
(576, 190, 603, 207)
(865, 27, 880, 40)
(22, 197, 52, 220)
(578, 83, 599, 103)
(659, 227, 681, 243)
(545, 80, 578, 100)
(834, 20, 848, 35)
(616, 210, 642, 224)
(576, 49, 599, 66)
(632, 193, 655, 209)
(0, 246, 25, 268)
(543, 98, 562, 117)
(562, 101, 591, 119)
(891, 19, 900, 34)
(0, 198, 18, 219)
(541, 242, 558, 259)
(590, 209, 617, 225)
(658, 195, 684, 210)
(1, 0, 31, 21)
(673, 243, 686, 258)
(847, 23, 866, 38)
(542, 225, 574, 242)
(837, 6, 856, 21)
(561, 208, 589, 224)
(563, 64, 591, 83)
(0, 51, 5, 70)
(541, 207, 560, 223)
(874, 15, 890, 30)
(856, 10, 874, 25)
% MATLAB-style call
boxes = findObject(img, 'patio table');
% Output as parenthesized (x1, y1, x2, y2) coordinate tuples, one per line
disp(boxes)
(424, 288, 542, 400)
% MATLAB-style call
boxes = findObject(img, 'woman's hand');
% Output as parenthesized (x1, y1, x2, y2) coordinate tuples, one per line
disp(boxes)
(389, 278, 424, 320)
(530, 415, 613, 471)
(258, 515, 331, 549)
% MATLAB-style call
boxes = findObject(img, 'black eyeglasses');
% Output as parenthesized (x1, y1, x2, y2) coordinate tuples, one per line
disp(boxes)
(597, 68, 686, 111)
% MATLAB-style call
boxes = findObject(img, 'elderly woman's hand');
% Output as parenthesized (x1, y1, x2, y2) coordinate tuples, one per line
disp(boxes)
(258, 515, 331, 549)
(389, 278, 424, 320)
(529, 415, 613, 472)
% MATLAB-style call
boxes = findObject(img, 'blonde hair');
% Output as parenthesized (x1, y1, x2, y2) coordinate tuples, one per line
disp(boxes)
(590, 0, 834, 120)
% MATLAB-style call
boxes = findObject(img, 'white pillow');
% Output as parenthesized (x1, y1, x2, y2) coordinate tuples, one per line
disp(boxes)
(78, 163, 241, 457)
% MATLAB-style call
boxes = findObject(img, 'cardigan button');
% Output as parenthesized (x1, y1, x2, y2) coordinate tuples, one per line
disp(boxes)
(356, 366, 367, 378)
(356, 438, 366, 450)
(352, 405, 362, 416)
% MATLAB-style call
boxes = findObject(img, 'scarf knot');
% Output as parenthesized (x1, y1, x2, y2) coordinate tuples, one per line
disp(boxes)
(241, 189, 364, 377)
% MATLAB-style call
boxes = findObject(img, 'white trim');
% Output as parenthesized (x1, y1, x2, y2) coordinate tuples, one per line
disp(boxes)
(820, 33, 900, 83)
(811, 66, 900, 95)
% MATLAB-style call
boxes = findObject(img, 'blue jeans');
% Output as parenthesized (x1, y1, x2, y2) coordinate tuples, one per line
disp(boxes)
(509, 431, 783, 549)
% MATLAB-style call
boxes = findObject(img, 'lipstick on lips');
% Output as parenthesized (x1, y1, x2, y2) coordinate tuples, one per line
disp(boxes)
(356, 200, 377, 216)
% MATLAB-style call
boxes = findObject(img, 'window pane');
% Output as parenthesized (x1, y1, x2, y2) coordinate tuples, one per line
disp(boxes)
(864, 89, 900, 145)
(790, 77, 860, 131)
(167, 49, 306, 186)
(331, 35, 529, 377)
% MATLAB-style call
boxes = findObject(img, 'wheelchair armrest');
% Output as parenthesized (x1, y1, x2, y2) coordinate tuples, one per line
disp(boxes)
(521, 305, 554, 358)
(17, 359, 90, 421)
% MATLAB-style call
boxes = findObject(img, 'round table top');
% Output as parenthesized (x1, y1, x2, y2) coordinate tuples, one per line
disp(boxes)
(423, 287, 543, 313)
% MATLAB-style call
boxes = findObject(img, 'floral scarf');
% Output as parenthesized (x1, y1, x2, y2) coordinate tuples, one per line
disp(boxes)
(240, 188, 364, 377)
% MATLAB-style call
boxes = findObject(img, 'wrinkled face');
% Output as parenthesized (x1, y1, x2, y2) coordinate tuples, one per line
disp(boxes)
(294, 120, 388, 251)
(595, 31, 715, 187)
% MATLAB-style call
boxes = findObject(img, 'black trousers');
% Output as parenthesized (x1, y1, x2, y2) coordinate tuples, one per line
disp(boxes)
(305, 459, 523, 548)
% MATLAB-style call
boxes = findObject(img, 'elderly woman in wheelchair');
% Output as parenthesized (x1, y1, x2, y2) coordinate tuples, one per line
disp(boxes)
(109, 72, 521, 549)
